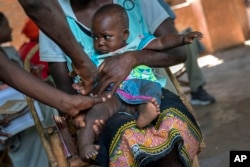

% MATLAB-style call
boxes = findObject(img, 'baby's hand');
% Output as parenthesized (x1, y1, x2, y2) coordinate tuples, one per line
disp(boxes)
(183, 31, 203, 44)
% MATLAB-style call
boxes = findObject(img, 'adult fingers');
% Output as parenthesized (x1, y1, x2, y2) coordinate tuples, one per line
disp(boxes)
(93, 76, 113, 96)
(93, 119, 105, 140)
(72, 114, 85, 129)
(92, 96, 106, 105)
(106, 81, 120, 98)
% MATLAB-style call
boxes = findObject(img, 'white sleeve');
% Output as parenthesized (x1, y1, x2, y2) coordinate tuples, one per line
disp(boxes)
(39, 31, 67, 62)
(141, 0, 170, 34)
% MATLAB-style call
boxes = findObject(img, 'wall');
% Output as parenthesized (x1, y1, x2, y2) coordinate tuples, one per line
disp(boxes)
(1, 0, 250, 52)
(170, 0, 249, 53)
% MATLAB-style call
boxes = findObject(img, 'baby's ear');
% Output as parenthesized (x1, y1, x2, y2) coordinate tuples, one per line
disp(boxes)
(123, 28, 129, 41)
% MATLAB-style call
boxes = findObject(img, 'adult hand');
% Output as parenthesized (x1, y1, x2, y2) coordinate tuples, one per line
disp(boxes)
(71, 61, 98, 95)
(71, 114, 105, 141)
(71, 111, 86, 129)
(64, 94, 105, 118)
(93, 51, 136, 97)
(69, 94, 105, 129)
(93, 119, 105, 140)
(183, 31, 203, 44)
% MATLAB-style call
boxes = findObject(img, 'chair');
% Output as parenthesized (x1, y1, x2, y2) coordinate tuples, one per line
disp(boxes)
(24, 44, 68, 167)
(169, 63, 190, 93)
(24, 45, 204, 167)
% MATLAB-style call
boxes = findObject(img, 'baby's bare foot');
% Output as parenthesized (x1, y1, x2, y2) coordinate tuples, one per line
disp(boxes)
(80, 144, 100, 161)
(136, 97, 160, 128)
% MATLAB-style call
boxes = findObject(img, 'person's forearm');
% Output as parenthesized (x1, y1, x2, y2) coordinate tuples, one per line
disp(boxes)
(126, 47, 186, 69)
(0, 54, 74, 115)
(148, 17, 187, 66)
(160, 34, 186, 49)
(146, 34, 185, 51)
(19, 0, 98, 94)
(48, 62, 76, 95)
(18, 0, 91, 67)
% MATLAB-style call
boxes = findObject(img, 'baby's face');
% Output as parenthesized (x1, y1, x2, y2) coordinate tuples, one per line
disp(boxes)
(0, 17, 12, 43)
(91, 15, 128, 54)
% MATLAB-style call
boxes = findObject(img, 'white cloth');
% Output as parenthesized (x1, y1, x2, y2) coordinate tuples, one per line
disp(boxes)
(0, 87, 50, 167)
(141, 0, 170, 33)
(0, 87, 58, 167)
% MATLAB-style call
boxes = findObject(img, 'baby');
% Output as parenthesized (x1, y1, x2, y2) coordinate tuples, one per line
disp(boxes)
(77, 4, 203, 162)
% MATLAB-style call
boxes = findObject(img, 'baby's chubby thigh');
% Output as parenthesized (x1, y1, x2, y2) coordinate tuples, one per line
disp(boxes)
(84, 96, 123, 125)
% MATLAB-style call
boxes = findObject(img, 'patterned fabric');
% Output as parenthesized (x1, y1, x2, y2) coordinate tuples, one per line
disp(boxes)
(95, 89, 203, 167)
(116, 78, 162, 105)
(38, 1, 203, 166)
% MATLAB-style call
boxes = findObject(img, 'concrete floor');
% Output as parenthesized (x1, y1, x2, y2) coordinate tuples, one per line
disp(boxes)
(179, 44, 250, 167)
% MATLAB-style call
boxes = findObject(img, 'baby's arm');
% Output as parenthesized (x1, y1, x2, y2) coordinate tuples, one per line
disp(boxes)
(145, 31, 203, 51)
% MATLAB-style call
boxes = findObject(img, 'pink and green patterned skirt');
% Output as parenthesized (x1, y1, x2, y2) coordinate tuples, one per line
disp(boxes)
(95, 89, 203, 167)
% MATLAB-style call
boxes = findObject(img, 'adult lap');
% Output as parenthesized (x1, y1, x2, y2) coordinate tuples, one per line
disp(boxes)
(95, 88, 202, 167)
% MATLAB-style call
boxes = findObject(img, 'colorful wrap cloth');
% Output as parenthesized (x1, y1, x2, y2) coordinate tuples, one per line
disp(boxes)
(95, 89, 203, 167)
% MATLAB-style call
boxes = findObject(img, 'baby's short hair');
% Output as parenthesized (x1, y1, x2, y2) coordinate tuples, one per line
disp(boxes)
(93, 4, 129, 29)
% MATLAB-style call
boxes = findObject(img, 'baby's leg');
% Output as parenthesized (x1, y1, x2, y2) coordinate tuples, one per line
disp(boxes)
(78, 97, 122, 161)
(136, 97, 160, 128)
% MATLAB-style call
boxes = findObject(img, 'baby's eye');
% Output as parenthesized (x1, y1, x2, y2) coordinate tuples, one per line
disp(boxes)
(93, 36, 98, 40)
(104, 35, 111, 40)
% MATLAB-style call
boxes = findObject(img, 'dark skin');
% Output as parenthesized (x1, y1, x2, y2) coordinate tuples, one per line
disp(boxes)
(94, 12, 186, 167)
(18, 1, 187, 167)
(35, 0, 186, 127)
(69, 0, 186, 130)
(0, 50, 104, 118)
(123, 15, 186, 167)
(18, 0, 186, 97)
(147, 17, 186, 167)
(55, 0, 186, 98)
(0, 50, 105, 167)
(18, 0, 98, 95)
(0, 12, 104, 131)
(79, 4, 196, 167)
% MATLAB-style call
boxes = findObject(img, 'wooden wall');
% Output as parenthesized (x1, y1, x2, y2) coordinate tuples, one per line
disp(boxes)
(1, 0, 249, 52)
(168, 0, 250, 53)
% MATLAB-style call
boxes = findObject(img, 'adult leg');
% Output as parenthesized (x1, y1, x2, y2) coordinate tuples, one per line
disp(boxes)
(184, 40, 206, 92)
(185, 41, 215, 105)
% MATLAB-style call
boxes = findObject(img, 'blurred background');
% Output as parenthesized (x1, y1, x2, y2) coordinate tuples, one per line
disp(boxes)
(0, 0, 249, 53)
